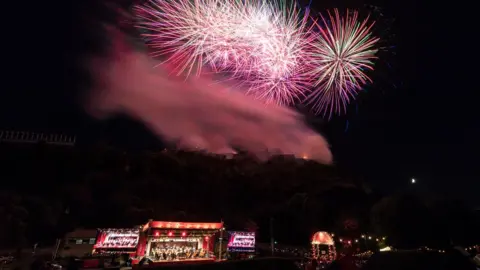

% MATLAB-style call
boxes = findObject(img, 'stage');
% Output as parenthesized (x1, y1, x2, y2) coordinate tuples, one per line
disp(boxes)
(133, 258, 216, 268)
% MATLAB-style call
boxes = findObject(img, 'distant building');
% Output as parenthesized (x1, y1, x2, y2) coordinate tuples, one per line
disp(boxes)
(0, 130, 76, 146)
(59, 229, 97, 258)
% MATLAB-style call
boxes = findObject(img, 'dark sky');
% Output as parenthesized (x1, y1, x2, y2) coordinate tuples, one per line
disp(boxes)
(2, 0, 478, 205)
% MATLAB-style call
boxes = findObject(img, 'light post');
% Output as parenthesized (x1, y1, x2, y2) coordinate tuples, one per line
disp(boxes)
(218, 226, 224, 261)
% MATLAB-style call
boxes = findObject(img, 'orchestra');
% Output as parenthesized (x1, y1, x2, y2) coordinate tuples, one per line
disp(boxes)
(149, 243, 210, 261)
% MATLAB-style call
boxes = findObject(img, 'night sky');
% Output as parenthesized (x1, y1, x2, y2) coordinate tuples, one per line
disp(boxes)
(2, 1, 478, 205)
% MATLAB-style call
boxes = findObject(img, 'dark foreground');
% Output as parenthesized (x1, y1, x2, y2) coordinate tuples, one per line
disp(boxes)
(136, 252, 478, 270)
(134, 258, 298, 270)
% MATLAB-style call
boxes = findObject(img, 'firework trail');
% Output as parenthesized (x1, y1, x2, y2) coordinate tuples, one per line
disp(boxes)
(87, 26, 333, 164)
(306, 9, 379, 118)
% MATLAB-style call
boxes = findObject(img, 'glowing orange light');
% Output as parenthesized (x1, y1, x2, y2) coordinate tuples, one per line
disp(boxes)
(311, 231, 334, 245)
(149, 221, 223, 230)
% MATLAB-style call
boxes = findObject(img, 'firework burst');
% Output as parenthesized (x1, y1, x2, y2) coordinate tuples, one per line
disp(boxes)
(232, 1, 318, 105)
(135, 0, 317, 105)
(134, 1, 381, 119)
(135, 0, 233, 76)
(134, 0, 274, 76)
(306, 9, 380, 118)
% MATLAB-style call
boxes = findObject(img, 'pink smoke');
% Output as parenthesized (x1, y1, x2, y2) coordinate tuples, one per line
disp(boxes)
(86, 28, 332, 164)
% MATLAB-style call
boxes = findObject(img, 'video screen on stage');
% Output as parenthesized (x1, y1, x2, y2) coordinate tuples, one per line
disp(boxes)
(94, 229, 139, 249)
(227, 231, 255, 252)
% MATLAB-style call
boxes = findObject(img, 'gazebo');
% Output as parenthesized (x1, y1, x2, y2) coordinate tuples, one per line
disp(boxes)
(311, 231, 336, 263)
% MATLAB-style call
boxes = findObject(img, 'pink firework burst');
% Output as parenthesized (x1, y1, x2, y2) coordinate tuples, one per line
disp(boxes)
(306, 9, 379, 118)
(232, 2, 318, 105)
(135, 0, 316, 105)
(134, 0, 276, 76)
(135, 1, 381, 117)
(134, 0, 236, 76)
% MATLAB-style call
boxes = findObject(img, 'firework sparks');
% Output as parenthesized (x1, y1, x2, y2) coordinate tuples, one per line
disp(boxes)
(135, 1, 380, 119)
(135, 0, 318, 106)
(306, 9, 379, 118)
(241, 3, 318, 105)
(135, 0, 275, 76)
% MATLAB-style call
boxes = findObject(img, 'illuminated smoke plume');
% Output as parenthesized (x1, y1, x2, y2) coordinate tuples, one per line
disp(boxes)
(86, 27, 332, 164)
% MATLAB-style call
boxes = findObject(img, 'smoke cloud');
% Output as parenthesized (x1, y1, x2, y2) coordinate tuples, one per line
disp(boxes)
(86, 27, 332, 164)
